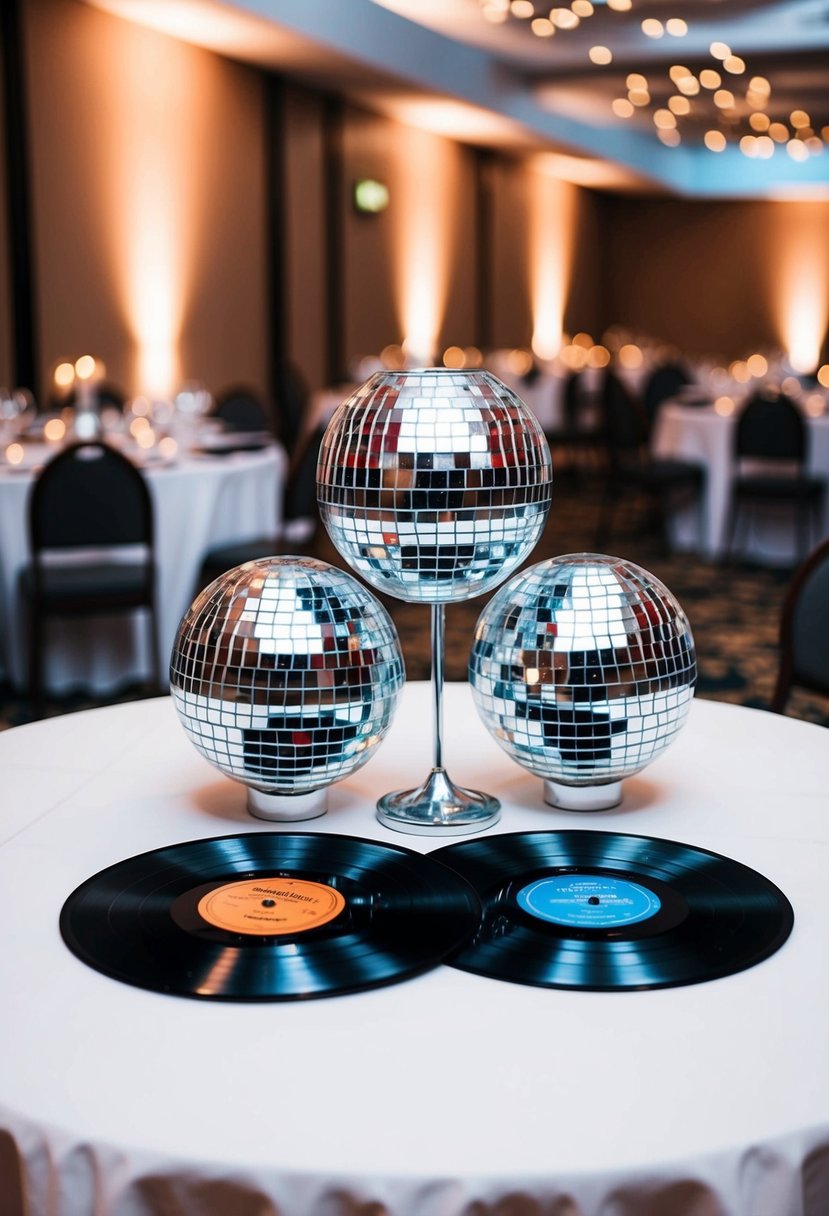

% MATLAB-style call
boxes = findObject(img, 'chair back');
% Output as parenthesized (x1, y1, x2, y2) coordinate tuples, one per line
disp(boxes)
(561, 370, 584, 429)
(735, 391, 806, 463)
(772, 536, 829, 710)
(273, 361, 311, 455)
(212, 386, 271, 434)
(643, 362, 692, 428)
(600, 371, 648, 465)
(29, 441, 153, 552)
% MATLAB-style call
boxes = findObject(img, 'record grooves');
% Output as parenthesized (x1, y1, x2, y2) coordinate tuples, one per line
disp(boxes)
(429, 830, 794, 991)
(59, 832, 481, 1001)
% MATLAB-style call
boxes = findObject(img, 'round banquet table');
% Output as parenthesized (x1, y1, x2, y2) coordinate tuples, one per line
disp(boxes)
(0, 442, 286, 694)
(1, 683, 828, 1216)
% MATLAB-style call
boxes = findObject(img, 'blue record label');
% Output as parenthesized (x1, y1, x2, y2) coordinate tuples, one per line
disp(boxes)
(517, 873, 662, 928)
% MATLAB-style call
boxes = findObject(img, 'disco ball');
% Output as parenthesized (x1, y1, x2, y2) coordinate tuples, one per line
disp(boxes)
(170, 557, 405, 821)
(316, 369, 553, 603)
(468, 554, 697, 810)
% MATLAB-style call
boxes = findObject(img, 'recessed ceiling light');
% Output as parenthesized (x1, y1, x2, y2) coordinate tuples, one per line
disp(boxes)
(589, 45, 612, 64)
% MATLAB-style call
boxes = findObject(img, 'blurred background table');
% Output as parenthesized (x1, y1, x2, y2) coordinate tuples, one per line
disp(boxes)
(0, 440, 286, 694)
(652, 399, 829, 562)
(0, 683, 828, 1215)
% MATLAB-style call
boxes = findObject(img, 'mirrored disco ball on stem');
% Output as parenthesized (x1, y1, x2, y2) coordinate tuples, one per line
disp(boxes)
(468, 554, 696, 811)
(170, 557, 405, 821)
(317, 368, 553, 834)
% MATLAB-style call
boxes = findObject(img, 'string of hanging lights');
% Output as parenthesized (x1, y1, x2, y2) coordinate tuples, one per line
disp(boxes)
(476, 0, 827, 159)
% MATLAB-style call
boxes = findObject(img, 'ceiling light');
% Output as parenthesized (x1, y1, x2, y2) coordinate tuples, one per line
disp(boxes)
(628, 88, 651, 106)
(714, 89, 735, 110)
(790, 110, 810, 129)
(769, 122, 789, 143)
(709, 42, 731, 60)
(612, 98, 634, 117)
(704, 130, 726, 152)
(787, 139, 809, 161)
(723, 55, 746, 74)
(740, 135, 759, 157)
(668, 95, 690, 115)
(749, 112, 770, 132)
(676, 75, 700, 96)
(755, 136, 775, 159)
(572, 0, 594, 16)
(626, 73, 647, 90)
(606, 0, 632, 9)
(510, 0, 534, 16)
(668, 65, 690, 84)
(749, 76, 771, 96)
(653, 109, 676, 129)
(657, 128, 681, 146)
(699, 69, 721, 89)
(551, 7, 580, 28)
(589, 45, 612, 64)
(481, 3, 509, 20)
(665, 18, 688, 36)
(531, 17, 555, 35)
(641, 18, 664, 37)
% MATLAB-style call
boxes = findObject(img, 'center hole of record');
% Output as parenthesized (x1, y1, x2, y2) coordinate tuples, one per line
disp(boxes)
(262, 899, 276, 908)
(516, 872, 662, 929)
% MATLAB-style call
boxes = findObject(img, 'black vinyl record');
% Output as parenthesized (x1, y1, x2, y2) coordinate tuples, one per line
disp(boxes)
(429, 830, 794, 992)
(60, 832, 481, 1001)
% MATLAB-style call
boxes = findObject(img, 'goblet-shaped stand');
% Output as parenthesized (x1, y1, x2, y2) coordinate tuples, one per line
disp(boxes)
(317, 368, 553, 835)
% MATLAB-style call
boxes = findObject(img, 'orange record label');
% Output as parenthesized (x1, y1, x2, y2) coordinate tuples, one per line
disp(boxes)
(197, 877, 346, 936)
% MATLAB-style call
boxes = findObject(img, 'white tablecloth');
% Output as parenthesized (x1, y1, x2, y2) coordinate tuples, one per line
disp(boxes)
(1, 683, 828, 1215)
(0, 444, 286, 693)
(652, 402, 829, 562)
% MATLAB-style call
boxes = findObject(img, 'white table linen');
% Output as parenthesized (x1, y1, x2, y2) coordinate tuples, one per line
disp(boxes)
(1, 683, 828, 1215)
(652, 402, 829, 562)
(0, 444, 286, 693)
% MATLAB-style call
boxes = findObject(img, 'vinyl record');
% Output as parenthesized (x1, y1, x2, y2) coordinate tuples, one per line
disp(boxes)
(429, 830, 793, 991)
(60, 832, 481, 1001)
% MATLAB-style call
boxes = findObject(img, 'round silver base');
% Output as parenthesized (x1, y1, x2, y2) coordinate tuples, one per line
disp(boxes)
(543, 778, 622, 812)
(377, 768, 500, 836)
(247, 785, 328, 822)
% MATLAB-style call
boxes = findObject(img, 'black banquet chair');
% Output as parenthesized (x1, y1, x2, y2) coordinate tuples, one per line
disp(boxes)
(544, 369, 602, 474)
(641, 360, 694, 432)
(594, 369, 705, 551)
(195, 363, 325, 592)
(770, 535, 829, 717)
(21, 441, 160, 715)
(211, 384, 272, 434)
(725, 388, 824, 564)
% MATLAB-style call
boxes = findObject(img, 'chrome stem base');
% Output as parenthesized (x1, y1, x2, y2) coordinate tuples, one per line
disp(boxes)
(377, 767, 501, 836)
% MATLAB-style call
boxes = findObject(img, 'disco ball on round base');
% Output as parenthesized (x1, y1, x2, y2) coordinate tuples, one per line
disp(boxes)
(317, 368, 553, 834)
(468, 554, 696, 811)
(170, 557, 405, 821)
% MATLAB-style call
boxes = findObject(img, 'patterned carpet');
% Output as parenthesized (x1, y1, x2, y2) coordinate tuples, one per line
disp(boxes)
(2, 467, 827, 731)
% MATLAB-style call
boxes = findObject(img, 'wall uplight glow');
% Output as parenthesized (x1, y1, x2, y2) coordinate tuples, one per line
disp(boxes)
(100, 22, 214, 395)
(771, 203, 829, 373)
(391, 126, 458, 365)
(528, 159, 578, 360)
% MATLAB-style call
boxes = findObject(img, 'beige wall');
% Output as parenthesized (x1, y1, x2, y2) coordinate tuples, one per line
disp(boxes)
(23, 0, 267, 401)
(0, 46, 12, 390)
(341, 109, 478, 368)
(597, 194, 829, 365)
